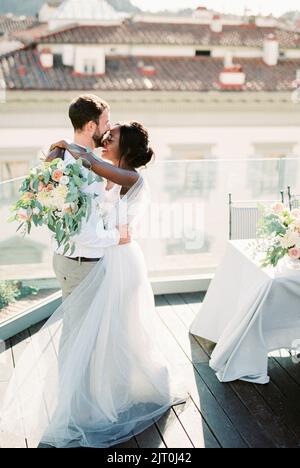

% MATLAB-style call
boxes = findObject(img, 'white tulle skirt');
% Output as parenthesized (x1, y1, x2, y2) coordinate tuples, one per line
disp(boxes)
(0, 242, 187, 448)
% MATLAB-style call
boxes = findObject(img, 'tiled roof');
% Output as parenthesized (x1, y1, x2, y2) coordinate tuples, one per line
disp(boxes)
(38, 21, 300, 48)
(12, 23, 49, 45)
(0, 15, 39, 37)
(1, 46, 299, 92)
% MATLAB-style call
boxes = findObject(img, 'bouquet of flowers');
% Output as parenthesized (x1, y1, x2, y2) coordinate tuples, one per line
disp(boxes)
(257, 203, 300, 268)
(9, 158, 100, 256)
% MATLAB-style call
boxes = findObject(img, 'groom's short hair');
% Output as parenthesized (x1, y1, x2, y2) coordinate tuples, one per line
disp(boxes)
(69, 94, 109, 130)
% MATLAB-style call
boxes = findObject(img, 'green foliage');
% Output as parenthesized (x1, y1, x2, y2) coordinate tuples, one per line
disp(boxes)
(0, 281, 38, 310)
(257, 212, 287, 238)
(261, 244, 288, 268)
(10, 158, 97, 257)
(257, 205, 298, 268)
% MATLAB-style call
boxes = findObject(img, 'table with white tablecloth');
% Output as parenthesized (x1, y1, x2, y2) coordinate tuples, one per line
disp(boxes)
(190, 240, 300, 385)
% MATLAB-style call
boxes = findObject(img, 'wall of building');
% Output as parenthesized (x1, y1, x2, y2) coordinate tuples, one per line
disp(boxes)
(1, 91, 300, 166)
(37, 41, 300, 63)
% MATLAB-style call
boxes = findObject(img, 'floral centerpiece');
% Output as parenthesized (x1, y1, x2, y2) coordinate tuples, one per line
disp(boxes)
(257, 203, 300, 268)
(9, 158, 100, 256)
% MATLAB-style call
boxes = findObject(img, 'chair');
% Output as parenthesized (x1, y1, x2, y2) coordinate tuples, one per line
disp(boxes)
(229, 191, 285, 241)
(287, 186, 300, 210)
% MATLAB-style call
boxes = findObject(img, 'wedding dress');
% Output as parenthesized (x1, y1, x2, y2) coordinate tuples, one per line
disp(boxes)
(0, 175, 187, 448)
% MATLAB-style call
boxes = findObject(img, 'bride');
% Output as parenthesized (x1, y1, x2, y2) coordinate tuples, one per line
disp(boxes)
(0, 122, 187, 448)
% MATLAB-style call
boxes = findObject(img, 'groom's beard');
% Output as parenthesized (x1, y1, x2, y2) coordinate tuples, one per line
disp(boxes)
(92, 129, 104, 149)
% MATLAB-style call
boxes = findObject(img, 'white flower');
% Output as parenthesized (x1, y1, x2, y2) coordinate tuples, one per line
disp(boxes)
(33, 207, 40, 215)
(71, 203, 78, 213)
(48, 185, 68, 210)
(59, 176, 70, 186)
(57, 161, 65, 171)
(279, 231, 300, 249)
(37, 190, 53, 208)
(291, 209, 300, 219)
(292, 218, 300, 230)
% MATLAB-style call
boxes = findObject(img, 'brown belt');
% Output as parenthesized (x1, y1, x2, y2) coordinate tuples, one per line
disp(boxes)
(66, 257, 102, 263)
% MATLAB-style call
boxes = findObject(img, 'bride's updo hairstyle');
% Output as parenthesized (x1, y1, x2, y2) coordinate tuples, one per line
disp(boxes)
(118, 121, 155, 169)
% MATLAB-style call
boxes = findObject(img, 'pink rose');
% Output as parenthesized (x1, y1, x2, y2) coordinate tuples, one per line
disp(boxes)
(38, 181, 46, 192)
(52, 170, 64, 183)
(288, 247, 300, 259)
(291, 209, 300, 218)
(22, 192, 34, 202)
(272, 203, 284, 214)
(17, 208, 32, 222)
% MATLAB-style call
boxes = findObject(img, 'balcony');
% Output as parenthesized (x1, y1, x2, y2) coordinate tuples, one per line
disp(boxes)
(1, 159, 300, 448)
(2, 292, 300, 448)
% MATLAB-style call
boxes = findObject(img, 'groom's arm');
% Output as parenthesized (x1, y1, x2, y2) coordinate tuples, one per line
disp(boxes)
(96, 223, 131, 247)
(70, 221, 131, 249)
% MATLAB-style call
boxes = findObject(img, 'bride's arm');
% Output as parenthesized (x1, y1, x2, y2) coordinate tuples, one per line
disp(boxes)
(83, 153, 139, 188)
(46, 141, 139, 188)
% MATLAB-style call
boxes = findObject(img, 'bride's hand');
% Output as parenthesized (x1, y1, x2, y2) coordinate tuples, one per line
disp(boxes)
(46, 141, 94, 169)
(117, 225, 131, 245)
(46, 140, 69, 162)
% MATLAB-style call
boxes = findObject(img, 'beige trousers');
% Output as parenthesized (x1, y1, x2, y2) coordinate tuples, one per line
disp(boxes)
(53, 253, 102, 300)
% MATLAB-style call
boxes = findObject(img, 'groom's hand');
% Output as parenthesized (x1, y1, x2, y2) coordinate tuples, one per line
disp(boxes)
(117, 225, 131, 245)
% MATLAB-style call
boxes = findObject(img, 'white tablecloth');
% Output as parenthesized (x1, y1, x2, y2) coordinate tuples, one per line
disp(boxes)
(190, 240, 300, 384)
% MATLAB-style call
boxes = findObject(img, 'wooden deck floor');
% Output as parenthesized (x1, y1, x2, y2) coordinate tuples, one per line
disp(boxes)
(1, 292, 300, 448)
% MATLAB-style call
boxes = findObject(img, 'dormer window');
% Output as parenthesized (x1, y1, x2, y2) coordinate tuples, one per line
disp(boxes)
(83, 59, 97, 74)
(196, 50, 211, 57)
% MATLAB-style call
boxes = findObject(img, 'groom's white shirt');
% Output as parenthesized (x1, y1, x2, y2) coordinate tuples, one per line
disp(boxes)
(54, 144, 120, 259)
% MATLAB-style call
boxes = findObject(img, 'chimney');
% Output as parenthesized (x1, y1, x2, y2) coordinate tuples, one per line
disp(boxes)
(138, 62, 157, 76)
(224, 51, 233, 69)
(292, 69, 300, 88)
(210, 14, 223, 33)
(263, 33, 279, 66)
(219, 57, 246, 90)
(18, 65, 27, 77)
(193, 5, 212, 21)
(40, 47, 54, 69)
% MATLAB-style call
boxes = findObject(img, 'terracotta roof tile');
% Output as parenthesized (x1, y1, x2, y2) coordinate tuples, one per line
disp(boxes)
(0, 15, 38, 37)
(1, 46, 300, 93)
(38, 21, 300, 49)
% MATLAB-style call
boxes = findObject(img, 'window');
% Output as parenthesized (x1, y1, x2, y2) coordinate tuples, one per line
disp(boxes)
(83, 59, 96, 74)
(195, 50, 211, 57)
(53, 54, 63, 67)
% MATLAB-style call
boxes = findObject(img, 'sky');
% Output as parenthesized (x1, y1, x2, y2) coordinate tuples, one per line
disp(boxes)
(131, 0, 300, 16)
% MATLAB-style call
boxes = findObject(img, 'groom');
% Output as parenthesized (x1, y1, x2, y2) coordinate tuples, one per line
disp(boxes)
(47, 94, 134, 300)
